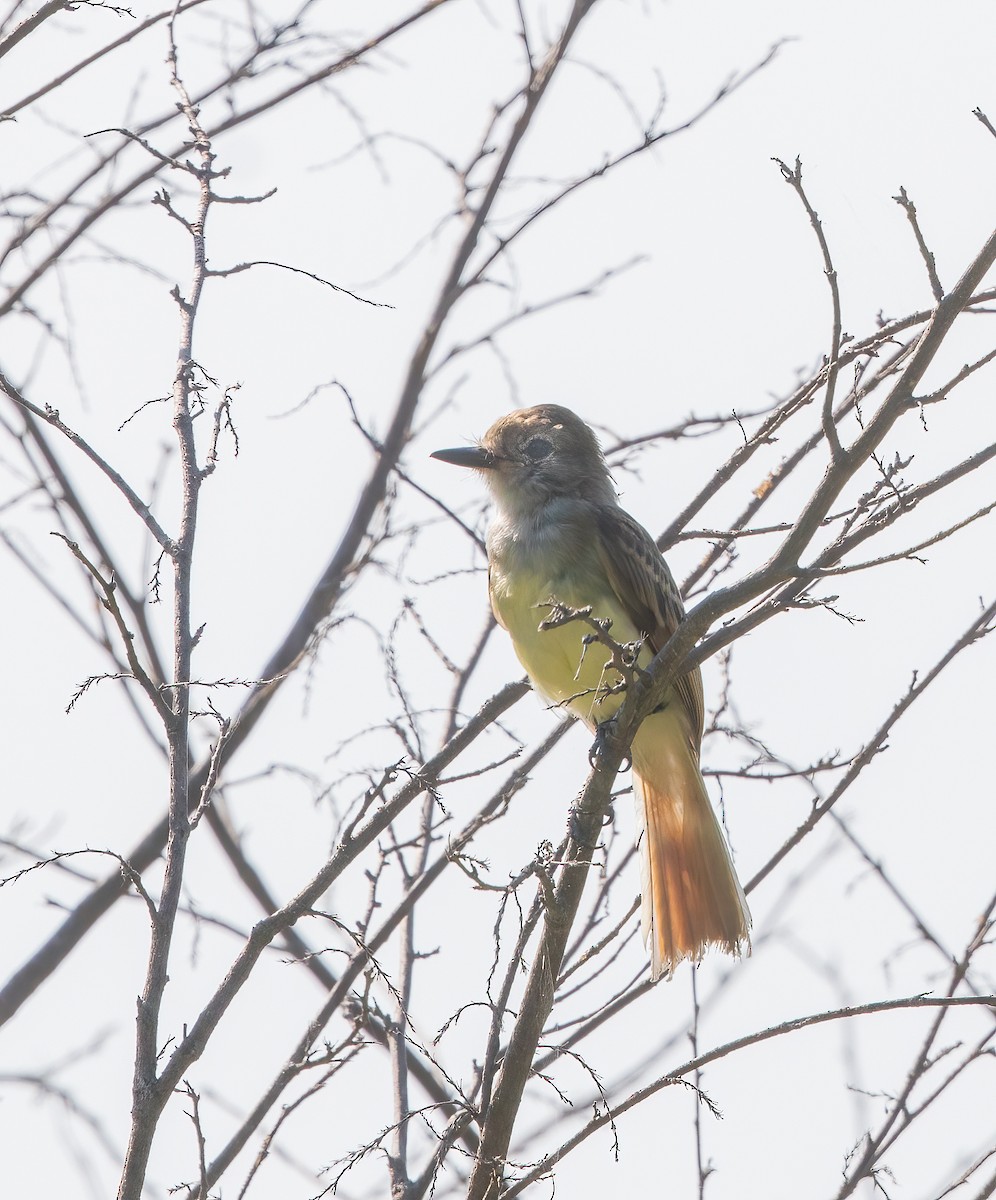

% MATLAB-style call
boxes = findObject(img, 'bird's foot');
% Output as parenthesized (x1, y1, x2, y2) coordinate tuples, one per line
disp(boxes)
(568, 798, 613, 846)
(587, 717, 631, 772)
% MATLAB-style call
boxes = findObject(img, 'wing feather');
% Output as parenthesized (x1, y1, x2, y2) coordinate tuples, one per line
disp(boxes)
(594, 506, 705, 750)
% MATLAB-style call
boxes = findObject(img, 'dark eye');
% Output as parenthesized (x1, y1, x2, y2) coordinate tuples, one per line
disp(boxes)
(524, 436, 553, 461)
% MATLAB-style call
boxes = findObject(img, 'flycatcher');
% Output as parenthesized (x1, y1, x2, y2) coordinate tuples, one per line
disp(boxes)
(432, 404, 750, 978)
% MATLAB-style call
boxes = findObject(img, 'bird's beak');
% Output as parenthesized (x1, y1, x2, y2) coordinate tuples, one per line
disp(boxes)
(430, 445, 496, 469)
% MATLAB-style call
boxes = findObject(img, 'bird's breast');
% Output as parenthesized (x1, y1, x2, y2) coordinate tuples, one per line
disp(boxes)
(487, 519, 645, 727)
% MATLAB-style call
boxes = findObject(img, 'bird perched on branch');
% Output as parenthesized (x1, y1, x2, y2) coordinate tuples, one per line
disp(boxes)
(432, 404, 750, 979)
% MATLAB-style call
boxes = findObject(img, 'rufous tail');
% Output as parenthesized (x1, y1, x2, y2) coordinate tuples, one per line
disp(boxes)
(632, 715, 751, 980)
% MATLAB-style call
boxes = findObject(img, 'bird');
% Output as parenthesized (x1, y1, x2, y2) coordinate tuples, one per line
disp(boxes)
(432, 403, 750, 979)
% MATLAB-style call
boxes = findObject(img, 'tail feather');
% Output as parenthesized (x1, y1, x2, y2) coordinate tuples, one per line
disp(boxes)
(632, 715, 750, 979)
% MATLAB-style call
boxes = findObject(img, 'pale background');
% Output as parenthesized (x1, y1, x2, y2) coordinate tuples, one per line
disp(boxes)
(1, 2, 994, 1197)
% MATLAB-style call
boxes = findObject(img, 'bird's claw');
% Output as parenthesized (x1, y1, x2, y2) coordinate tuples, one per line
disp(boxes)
(588, 719, 631, 772)
(568, 800, 613, 846)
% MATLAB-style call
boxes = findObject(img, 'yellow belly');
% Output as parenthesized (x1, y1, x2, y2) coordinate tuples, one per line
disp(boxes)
(490, 566, 649, 728)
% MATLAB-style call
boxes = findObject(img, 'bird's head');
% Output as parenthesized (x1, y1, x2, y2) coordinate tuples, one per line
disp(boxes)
(431, 404, 615, 517)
